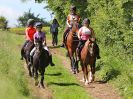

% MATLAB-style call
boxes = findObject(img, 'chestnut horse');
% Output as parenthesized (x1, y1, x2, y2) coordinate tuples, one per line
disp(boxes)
(65, 20, 79, 74)
(80, 39, 97, 85)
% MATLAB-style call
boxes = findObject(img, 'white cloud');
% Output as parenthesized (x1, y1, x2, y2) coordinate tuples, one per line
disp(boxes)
(0, 6, 22, 27)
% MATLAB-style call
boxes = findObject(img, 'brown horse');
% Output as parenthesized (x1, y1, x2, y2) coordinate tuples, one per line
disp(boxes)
(65, 20, 79, 74)
(79, 39, 97, 85)
(23, 41, 34, 77)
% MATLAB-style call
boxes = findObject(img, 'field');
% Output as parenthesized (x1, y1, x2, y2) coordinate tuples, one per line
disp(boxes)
(0, 27, 133, 99)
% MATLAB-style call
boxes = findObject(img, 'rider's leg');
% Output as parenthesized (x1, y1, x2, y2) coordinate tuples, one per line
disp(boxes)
(29, 47, 36, 65)
(95, 43, 101, 59)
(44, 46, 55, 66)
(20, 40, 29, 60)
(61, 27, 70, 47)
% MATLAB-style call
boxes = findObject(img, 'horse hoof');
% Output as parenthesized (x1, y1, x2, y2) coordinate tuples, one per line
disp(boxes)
(77, 70, 79, 73)
(35, 81, 39, 86)
(85, 81, 89, 85)
(80, 79, 85, 82)
(73, 71, 76, 74)
(29, 73, 32, 77)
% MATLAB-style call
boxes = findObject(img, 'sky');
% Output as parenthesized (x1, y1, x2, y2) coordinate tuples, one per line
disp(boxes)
(0, 0, 53, 27)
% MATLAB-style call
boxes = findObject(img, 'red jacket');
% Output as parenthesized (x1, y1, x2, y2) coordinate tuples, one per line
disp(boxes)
(25, 26, 36, 41)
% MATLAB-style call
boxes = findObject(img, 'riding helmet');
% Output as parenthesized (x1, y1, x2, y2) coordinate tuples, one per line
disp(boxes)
(83, 18, 90, 24)
(35, 22, 43, 28)
(27, 19, 35, 26)
(70, 5, 76, 11)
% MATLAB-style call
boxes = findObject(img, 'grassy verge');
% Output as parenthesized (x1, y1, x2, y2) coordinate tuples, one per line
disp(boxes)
(0, 30, 31, 99)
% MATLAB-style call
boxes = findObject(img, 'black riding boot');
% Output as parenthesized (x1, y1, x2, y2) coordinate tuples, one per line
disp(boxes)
(49, 55, 55, 66)
(95, 43, 101, 59)
(61, 28, 69, 47)
(20, 48, 24, 60)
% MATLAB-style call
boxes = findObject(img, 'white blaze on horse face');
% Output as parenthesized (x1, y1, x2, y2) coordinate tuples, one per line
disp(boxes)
(89, 43, 94, 56)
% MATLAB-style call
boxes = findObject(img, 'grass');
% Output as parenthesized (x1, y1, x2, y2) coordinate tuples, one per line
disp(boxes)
(0, 30, 31, 99)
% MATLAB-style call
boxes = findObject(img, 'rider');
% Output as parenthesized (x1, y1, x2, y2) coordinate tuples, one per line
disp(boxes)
(30, 22, 55, 66)
(76, 18, 101, 60)
(20, 19, 36, 60)
(60, 5, 80, 47)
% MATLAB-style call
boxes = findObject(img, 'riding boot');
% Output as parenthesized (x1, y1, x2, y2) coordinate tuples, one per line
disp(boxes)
(49, 55, 55, 66)
(95, 43, 101, 59)
(20, 48, 24, 60)
(61, 27, 69, 48)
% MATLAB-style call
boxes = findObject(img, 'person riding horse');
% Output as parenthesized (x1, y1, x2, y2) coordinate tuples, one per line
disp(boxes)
(60, 5, 80, 47)
(20, 19, 36, 60)
(76, 18, 101, 60)
(29, 22, 55, 66)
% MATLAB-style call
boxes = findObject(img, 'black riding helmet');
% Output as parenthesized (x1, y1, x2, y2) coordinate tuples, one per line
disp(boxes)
(27, 19, 35, 26)
(83, 18, 90, 25)
(70, 5, 76, 11)
(35, 22, 43, 28)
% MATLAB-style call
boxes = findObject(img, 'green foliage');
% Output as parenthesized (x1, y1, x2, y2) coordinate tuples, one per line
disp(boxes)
(0, 16, 8, 30)
(17, 9, 50, 27)
(35, 0, 88, 25)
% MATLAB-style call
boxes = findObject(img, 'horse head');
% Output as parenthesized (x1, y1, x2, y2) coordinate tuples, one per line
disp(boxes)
(35, 38, 43, 53)
(85, 38, 96, 57)
(70, 20, 79, 33)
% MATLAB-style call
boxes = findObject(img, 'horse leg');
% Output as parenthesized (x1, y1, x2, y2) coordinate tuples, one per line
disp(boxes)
(28, 62, 32, 77)
(40, 69, 45, 88)
(84, 65, 89, 85)
(80, 64, 85, 82)
(34, 67, 39, 86)
(71, 56, 76, 74)
(75, 52, 79, 73)
(89, 63, 96, 82)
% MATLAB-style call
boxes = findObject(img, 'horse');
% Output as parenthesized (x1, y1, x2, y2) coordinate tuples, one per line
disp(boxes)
(79, 38, 97, 85)
(32, 38, 50, 88)
(65, 20, 79, 74)
(23, 41, 34, 77)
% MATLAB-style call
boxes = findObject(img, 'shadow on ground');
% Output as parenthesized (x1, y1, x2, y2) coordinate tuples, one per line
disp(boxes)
(47, 82, 80, 87)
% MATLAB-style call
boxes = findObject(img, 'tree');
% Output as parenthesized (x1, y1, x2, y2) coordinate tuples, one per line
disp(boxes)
(17, 9, 50, 27)
(0, 16, 8, 30)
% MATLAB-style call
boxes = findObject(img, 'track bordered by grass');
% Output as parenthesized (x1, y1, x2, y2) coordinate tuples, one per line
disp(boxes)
(0, 30, 91, 99)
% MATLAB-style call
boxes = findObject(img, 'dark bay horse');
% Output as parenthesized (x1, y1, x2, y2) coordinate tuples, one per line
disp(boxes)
(65, 20, 79, 74)
(80, 39, 97, 85)
(33, 39, 50, 88)
(23, 41, 34, 77)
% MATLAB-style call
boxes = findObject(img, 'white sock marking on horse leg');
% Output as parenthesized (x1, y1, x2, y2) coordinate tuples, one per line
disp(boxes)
(89, 71, 92, 83)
